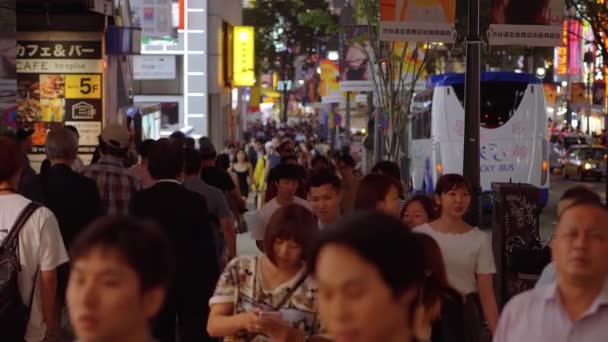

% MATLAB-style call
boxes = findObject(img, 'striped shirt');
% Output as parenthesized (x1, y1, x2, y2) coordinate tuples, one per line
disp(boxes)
(83, 155, 140, 215)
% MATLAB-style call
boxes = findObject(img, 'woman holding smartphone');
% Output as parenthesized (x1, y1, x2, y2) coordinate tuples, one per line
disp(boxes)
(207, 204, 326, 342)
(413, 174, 498, 341)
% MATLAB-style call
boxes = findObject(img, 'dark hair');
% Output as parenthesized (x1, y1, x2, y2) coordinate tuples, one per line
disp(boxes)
(137, 139, 156, 160)
(169, 130, 186, 140)
(560, 186, 601, 203)
(309, 211, 424, 298)
(280, 155, 297, 165)
(402, 195, 438, 224)
(215, 153, 231, 170)
(311, 155, 331, 171)
(0, 136, 22, 182)
(65, 124, 79, 138)
(200, 147, 217, 161)
(183, 147, 202, 175)
(278, 140, 294, 156)
(70, 216, 175, 292)
(434, 174, 471, 196)
(559, 199, 608, 220)
(147, 138, 184, 180)
(309, 171, 342, 192)
(199, 137, 214, 152)
(355, 174, 401, 211)
(273, 163, 304, 182)
(264, 204, 319, 264)
(337, 154, 356, 168)
(372, 160, 401, 181)
(233, 149, 248, 164)
(184, 137, 195, 149)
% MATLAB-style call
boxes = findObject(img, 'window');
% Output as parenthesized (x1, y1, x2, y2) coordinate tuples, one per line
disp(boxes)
(578, 148, 604, 160)
(452, 81, 528, 129)
(411, 90, 432, 140)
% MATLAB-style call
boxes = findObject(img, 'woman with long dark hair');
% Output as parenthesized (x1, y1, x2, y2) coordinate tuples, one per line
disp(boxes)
(232, 149, 254, 199)
(354, 174, 402, 218)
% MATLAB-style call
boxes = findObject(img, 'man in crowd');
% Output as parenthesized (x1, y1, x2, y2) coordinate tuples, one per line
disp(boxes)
(254, 163, 310, 247)
(536, 186, 602, 287)
(337, 154, 359, 214)
(83, 124, 140, 215)
(308, 171, 342, 229)
(21, 127, 103, 307)
(67, 216, 173, 342)
(0, 136, 69, 342)
(130, 139, 219, 342)
(494, 201, 608, 341)
(16, 128, 37, 191)
(183, 147, 236, 263)
(265, 141, 308, 203)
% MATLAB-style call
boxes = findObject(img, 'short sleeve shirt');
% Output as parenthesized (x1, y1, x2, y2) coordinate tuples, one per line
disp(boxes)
(183, 178, 233, 221)
(0, 194, 69, 342)
(413, 223, 496, 295)
(209, 255, 323, 342)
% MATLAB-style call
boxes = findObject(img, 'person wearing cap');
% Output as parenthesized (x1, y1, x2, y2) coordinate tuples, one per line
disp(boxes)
(83, 124, 140, 215)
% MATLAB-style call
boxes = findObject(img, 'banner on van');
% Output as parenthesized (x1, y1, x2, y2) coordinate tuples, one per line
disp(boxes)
(488, 0, 565, 46)
(379, 0, 456, 43)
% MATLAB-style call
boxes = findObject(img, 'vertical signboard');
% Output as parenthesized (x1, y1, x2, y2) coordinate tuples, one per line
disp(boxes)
(340, 26, 373, 92)
(0, 4, 17, 133)
(233, 26, 255, 87)
(319, 59, 342, 104)
(489, 0, 565, 46)
(379, 0, 456, 42)
(16, 34, 103, 154)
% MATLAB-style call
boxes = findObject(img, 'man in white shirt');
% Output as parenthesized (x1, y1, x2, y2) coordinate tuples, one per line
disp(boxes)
(308, 171, 342, 229)
(253, 163, 310, 246)
(0, 136, 69, 342)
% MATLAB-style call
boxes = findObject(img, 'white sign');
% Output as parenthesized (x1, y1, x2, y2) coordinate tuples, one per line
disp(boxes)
(65, 121, 102, 146)
(16, 59, 103, 73)
(132, 55, 176, 80)
(130, 0, 173, 39)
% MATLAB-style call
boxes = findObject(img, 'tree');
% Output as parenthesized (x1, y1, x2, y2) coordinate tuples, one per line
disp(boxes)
(354, 0, 436, 168)
(243, 0, 337, 123)
(567, 0, 608, 63)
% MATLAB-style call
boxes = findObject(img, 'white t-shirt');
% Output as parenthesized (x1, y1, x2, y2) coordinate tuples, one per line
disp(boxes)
(413, 223, 495, 295)
(0, 194, 69, 342)
(251, 197, 311, 240)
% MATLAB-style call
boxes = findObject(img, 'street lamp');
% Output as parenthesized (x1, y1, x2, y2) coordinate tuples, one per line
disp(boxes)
(584, 50, 594, 136)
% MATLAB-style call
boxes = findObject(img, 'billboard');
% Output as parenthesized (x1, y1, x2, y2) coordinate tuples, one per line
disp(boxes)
(340, 26, 373, 92)
(16, 34, 103, 155)
(233, 26, 255, 87)
(379, 0, 456, 43)
(488, 0, 565, 46)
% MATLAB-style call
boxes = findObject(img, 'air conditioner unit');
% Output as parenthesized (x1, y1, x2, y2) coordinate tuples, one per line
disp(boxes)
(88, 0, 114, 16)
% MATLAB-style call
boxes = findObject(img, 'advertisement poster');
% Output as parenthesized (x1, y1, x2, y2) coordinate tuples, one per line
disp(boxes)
(130, 0, 173, 39)
(340, 26, 373, 92)
(16, 36, 103, 154)
(132, 55, 176, 80)
(319, 59, 342, 104)
(569, 82, 587, 110)
(592, 82, 606, 108)
(553, 20, 583, 82)
(543, 83, 557, 107)
(379, 0, 456, 43)
(489, 0, 565, 46)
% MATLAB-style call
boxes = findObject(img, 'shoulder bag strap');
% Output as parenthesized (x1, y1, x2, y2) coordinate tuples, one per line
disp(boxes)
(272, 272, 308, 311)
(0, 202, 41, 252)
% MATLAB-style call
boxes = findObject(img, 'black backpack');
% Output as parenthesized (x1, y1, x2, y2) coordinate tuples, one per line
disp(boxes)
(0, 202, 41, 341)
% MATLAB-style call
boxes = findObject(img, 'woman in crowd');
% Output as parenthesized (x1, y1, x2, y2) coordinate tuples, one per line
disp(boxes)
(413, 174, 498, 341)
(402, 195, 438, 229)
(354, 174, 402, 218)
(414, 233, 466, 342)
(232, 149, 254, 200)
(309, 211, 438, 342)
(207, 204, 327, 341)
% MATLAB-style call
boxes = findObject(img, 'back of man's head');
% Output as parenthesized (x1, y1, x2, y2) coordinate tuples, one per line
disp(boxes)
(183, 148, 202, 176)
(147, 138, 184, 180)
(273, 163, 303, 183)
(45, 127, 78, 162)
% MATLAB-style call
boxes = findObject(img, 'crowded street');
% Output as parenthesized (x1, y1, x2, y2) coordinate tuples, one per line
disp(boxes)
(2, 0, 608, 342)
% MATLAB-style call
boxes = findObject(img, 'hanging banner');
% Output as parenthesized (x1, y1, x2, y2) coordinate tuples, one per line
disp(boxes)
(379, 0, 456, 43)
(319, 59, 342, 104)
(340, 26, 373, 92)
(233, 26, 255, 87)
(592, 82, 606, 108)
(488, 0, 565, 46)
(16, 33, 103, 154)
(543, 84, 557, 107)
(569, 82, 587, 109)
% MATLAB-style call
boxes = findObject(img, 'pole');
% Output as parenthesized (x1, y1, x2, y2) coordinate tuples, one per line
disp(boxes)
(586, 72, 591, 135)
(566, 16, 572, 128)
(345, 91, 351, 145)
(373, 97, 382, 164)
(463, 0, 482, 227)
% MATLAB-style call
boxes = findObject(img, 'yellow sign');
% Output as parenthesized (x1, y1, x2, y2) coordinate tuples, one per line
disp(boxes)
(233, 26, 255, 87)
(65, 74, 102, 99)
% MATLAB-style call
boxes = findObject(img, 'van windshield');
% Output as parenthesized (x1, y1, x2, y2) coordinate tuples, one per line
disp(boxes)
(452, 81, 528, 129)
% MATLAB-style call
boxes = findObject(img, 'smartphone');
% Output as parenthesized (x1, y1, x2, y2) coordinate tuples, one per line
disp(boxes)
(260, 311, 283, 321)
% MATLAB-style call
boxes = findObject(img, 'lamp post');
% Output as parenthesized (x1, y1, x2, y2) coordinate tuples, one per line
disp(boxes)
(584, 50, 594, 136)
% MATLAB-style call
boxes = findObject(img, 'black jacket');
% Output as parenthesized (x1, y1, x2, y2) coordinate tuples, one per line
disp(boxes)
(431, 288, 467, 342)
(129, 181, 220, 312)
(21, 163, 103, 249)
